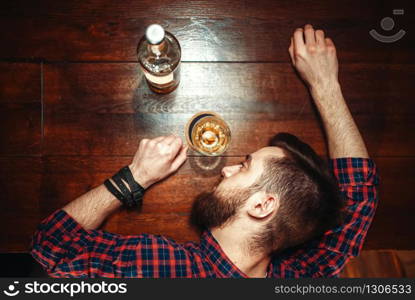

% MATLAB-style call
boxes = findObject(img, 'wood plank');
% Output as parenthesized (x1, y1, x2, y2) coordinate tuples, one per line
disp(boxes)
(39, 156, 415, 249)
(394, 251, 415, 277)
(340, 250, 405, 278)
(0, 63, 42, 252)
(0, 157, 41, 252)
(0, 0, 413, 62)
(43, 63, 415, 156)
(0, 63, 41, 155)
(341, 250, 415, 278)
(44, 112, 415, 158)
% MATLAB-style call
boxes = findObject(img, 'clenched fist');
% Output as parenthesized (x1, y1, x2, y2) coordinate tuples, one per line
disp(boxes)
(289, 24, 339, 91)
(129, 135, 188, 189)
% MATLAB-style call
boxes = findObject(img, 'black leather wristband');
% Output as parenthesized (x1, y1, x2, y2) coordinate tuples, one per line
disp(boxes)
(104, 179, 126, 203)
(119, 166, 145, 208)
(104, 166, 145, 208)
(112, 172, 134, 207)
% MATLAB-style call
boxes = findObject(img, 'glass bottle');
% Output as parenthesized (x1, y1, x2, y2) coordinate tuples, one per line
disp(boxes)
(137, 24, 181, 94)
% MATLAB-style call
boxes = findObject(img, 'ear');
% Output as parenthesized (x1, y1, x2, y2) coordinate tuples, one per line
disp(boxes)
(246, 191, 279, 219)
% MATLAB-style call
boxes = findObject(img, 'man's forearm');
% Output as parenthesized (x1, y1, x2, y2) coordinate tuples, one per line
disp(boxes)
(288, 24, 370, 159)
(62, 183, 122, 230)
(60, 135, 187, 231)
(311, 82, 369, 159)
(61, 164, 151, 230)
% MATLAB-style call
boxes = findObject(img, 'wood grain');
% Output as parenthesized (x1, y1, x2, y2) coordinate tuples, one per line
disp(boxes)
(1, 0, 415, 254)
(0, 63, 41, 252)
(340, 250, 405, 278)
(0, 63, 41, 155)
(0, 0, 413, 62)
(43, 63, 415, 156)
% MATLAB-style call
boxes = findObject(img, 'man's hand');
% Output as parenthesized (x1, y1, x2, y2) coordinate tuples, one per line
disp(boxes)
(287, 24, 369, 159)
(129, 135, 188, 189)
(288, 24, 339, 92)
(62, 135, 188, 230)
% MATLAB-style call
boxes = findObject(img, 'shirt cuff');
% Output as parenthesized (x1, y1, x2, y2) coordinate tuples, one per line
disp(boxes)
(33, 208, 88, 241)
(329, 157, 379, 186)
(29, 209, 91, 272)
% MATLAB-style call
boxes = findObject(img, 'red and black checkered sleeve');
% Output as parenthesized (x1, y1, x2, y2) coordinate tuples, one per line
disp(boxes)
(29, 209, 193, 278)
(324, 157, 379, 257)
(277, 157, 380, 277)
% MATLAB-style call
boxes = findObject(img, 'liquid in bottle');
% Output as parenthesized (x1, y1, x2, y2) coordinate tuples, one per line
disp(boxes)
(137, 24, 181, 94)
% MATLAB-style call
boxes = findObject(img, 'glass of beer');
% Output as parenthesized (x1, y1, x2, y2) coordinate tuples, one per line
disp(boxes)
(185, 111, 231, 156)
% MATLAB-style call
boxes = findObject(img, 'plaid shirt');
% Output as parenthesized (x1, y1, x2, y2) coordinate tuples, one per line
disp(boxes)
(30, 157, 379, 278)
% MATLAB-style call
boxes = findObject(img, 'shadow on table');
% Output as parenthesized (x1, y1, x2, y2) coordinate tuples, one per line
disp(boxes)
(188, 155, 227, 177)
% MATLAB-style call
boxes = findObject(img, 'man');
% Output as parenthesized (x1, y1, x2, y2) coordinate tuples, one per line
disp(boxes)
(30, 24, 379, 278)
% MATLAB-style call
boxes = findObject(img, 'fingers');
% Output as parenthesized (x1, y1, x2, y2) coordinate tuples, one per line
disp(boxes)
(290, 25, 331, 55)
(292, 25, 328, 45)
(161, 134, 177, 145)
(139, 136, 164, 149)
(170, 144, 188, 172)
(315, 29, 325, 46)
(152, 136, 167, 143)
(149, 135, 182, 160)
(288, 37, 295, 65)
(325, 37, 336, 51)
(139, 138, 149, 148)
(144, 134, 178, 146)
(160, 135, 182, 152)
(155, 134, 184, 145)
(304, 24, 316, 45)
(293, 27, 305, 53)
(167, 136, 183, 155)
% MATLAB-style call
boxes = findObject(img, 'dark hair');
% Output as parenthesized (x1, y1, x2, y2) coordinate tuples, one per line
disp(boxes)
(250, 132, 343, 254)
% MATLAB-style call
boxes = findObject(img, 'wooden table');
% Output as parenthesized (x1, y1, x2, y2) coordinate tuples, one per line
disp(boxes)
(1, 0, 414, 253)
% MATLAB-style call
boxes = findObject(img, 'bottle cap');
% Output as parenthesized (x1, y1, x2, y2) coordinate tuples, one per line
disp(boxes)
(145, 24, 165, 45)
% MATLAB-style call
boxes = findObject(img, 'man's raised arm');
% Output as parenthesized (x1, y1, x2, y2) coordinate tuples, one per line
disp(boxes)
(273, 25, 379, 277)
(289, 24, 369, 159)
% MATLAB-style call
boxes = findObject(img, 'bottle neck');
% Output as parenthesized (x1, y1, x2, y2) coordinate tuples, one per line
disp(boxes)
(149, 39, 167, 56)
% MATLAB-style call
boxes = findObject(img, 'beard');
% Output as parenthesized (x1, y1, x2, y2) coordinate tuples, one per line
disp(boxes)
(190, 183, 254, 232)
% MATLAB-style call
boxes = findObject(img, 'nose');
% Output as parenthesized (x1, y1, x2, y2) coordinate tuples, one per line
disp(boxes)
(221, 164, 242, 178)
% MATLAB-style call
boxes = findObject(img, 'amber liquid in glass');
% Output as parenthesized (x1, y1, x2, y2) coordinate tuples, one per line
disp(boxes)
(186, 113, 231, 156)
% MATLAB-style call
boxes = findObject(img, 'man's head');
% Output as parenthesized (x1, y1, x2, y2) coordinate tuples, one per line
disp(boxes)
(191, 132, 343, 255)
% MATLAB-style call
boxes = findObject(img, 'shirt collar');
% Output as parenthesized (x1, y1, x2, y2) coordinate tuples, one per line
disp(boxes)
(200, 229, 274, 278)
